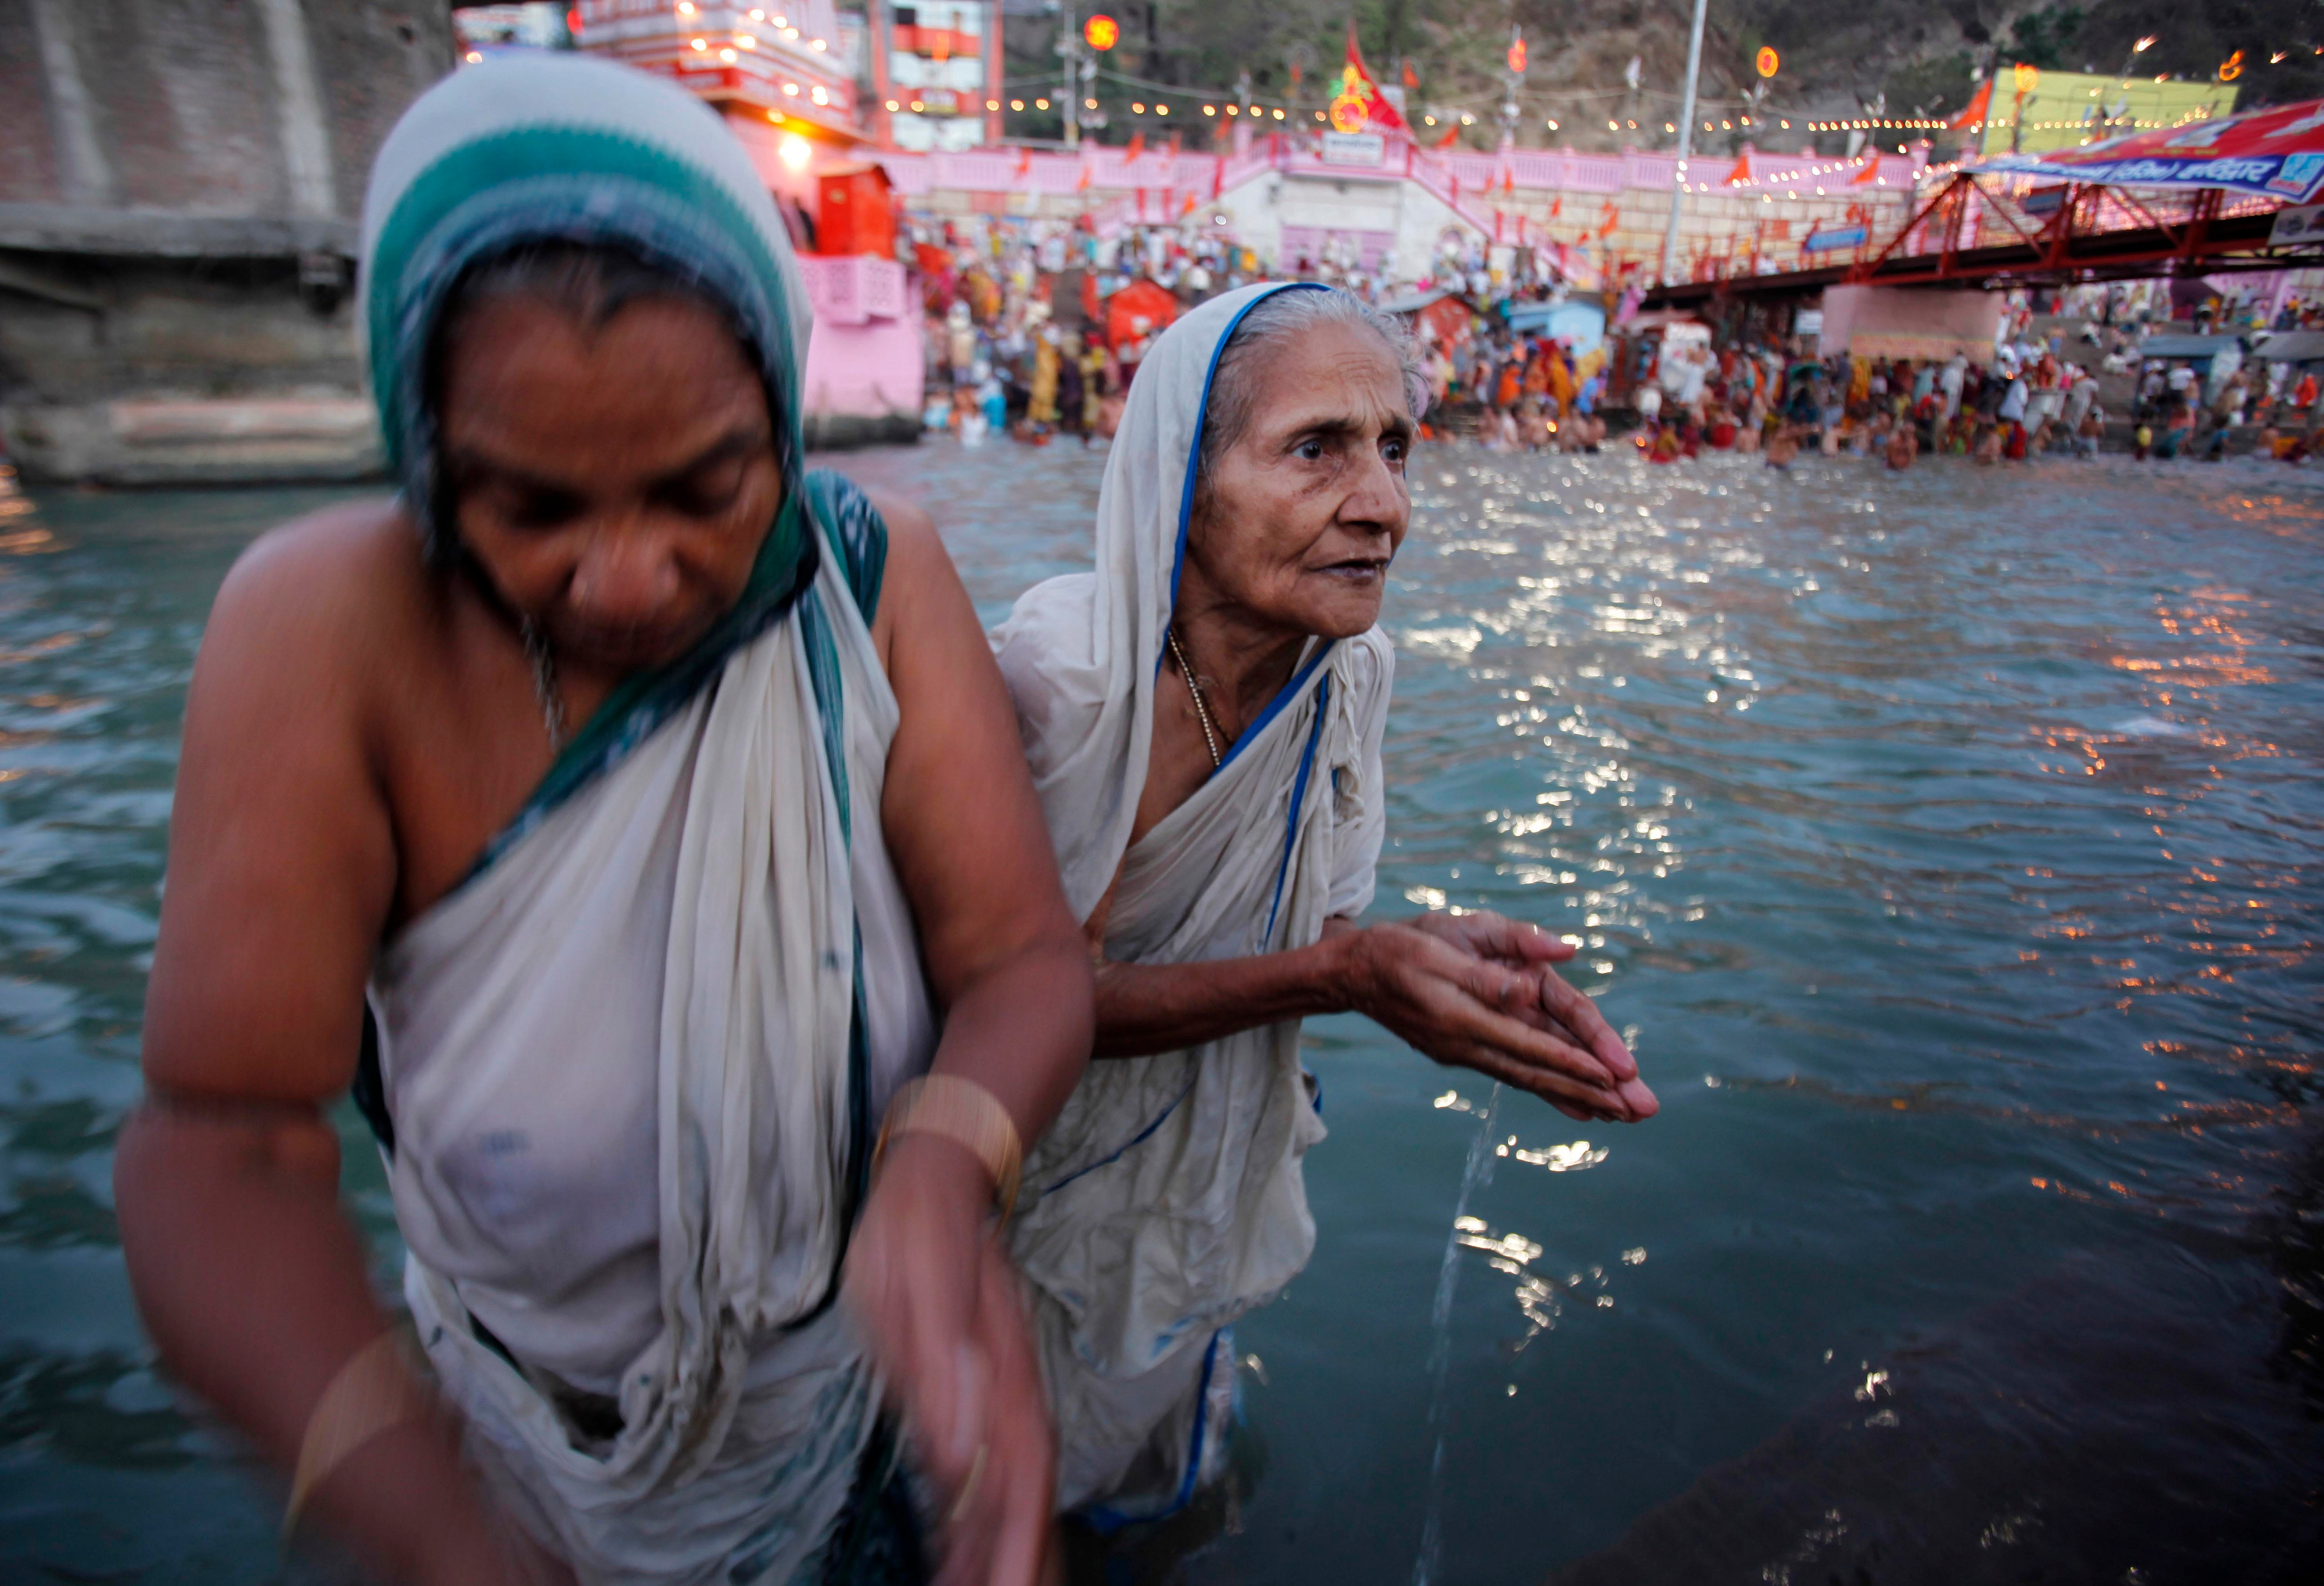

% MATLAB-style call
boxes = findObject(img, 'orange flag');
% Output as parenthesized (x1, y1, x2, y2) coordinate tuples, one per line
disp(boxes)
(1075, 164, 1091, 192)
(1850, 154, 1881, 184)
(1501, 166, 1515, 194)
(1724, 149, 1755, 185)
(1333, 22, 1407, 132)
(1597, 198, 1619, 238)
(1947, 78, 1992, 133)
(1125, 131, 1146, 161)
(1549, 193, 1563, 219)
(1434, 123, 1459, 149)
(1014, 145, 1032, 177)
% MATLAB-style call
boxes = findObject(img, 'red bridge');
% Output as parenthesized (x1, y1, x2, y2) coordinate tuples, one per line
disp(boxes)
(1644, 171, 2324, 310)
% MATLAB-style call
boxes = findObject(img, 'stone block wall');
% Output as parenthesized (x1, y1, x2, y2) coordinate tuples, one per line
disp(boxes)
(0, 0, 452, 483)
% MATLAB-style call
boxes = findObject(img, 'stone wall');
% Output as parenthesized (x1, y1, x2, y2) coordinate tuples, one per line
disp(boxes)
(0, 0, 453, 483)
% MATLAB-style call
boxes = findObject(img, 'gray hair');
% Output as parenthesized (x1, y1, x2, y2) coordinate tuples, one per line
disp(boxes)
(1198, 287, 1430, 478)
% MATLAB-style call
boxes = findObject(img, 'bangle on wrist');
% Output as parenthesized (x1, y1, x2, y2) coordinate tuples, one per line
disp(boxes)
(872, 1075, 1023, 1223)
(283, 1330, 431, 1540)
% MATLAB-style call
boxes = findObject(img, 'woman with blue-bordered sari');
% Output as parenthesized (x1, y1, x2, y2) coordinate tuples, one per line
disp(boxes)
(993, 284, 1657, 1524)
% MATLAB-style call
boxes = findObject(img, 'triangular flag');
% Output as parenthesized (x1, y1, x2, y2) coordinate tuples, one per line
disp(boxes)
(1724, 149, 1754, 185)
(1435, 123, 1459, 149)
(1168, 131, 1182, 157)
(1075, 164, 1091, 192)
(1014, 145, 1031, 177)
(1331, 22, 1407, 133)
(1501, 166, 1515, 194)
(1549, 193, 1563, 219)
(1402, 57, 1419, 89)
(1947, 78, 1991, 133)
(1125, 131, 1146, 161)
(1851, 154, 1880, 184)
(1597, 198, 1619, 237)
(1182, 192, 1197, 215)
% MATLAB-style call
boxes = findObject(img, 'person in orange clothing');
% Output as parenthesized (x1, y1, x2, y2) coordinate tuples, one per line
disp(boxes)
(1495, 350, 1524, 412)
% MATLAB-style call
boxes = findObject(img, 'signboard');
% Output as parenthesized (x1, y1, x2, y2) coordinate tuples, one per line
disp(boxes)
(1801, 225, 1868, 252)
(1793, 308, 1824, 336)
(2272, 201, 2324, 244)
(1981, 97, 2321, 202)
(1320, 131, 1386, 166)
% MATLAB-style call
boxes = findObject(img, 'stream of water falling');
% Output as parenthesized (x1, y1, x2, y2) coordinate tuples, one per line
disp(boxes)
(1410, 1082, 1502, 1586)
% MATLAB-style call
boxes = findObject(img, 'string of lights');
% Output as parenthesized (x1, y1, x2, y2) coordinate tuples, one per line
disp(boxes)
(964, 30, 2314, 152)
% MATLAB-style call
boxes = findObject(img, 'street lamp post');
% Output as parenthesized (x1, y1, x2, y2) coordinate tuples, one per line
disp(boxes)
(1060, 1, 1077, 150)
(1661, 0, 1708, 284)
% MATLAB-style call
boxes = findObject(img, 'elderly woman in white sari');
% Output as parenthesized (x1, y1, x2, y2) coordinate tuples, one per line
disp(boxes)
(115, 58, 1086, 1585)
(994, 283, 1659, 1523)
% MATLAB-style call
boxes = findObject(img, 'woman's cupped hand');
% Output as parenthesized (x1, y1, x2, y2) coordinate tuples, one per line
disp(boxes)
(1332, 910, 1658, 1123)
(842, 1134, 1056, 1586)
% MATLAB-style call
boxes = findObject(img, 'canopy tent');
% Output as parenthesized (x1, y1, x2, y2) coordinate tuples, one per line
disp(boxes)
(1377, 289, 1455, 314)
(1618, 309, 1707, 333)
(1504, 299, 1608, 354)
(2252, 329, 2324, 363)
(1103, 278, 1181, 353)
(2137, 334, 2244, 363)
(1980, 98, 2324, 203)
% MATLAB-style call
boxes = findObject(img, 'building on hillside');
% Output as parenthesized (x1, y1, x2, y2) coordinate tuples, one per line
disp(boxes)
(874, 2, 1003, 153)
(573, 0, 863, 144)
(1956, 66, 2237, 158)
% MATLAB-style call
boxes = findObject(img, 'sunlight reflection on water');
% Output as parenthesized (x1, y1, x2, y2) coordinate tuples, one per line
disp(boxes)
(0, 445, 2318, 1583)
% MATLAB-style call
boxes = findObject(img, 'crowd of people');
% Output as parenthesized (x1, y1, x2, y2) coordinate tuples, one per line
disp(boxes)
(899, 208, 2324, 475)
(908, 213, 1591, 448)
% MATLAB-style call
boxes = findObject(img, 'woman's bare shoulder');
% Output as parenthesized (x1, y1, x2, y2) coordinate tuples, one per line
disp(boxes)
(205, 497, 440, 669)
(858, 487, 947, 661)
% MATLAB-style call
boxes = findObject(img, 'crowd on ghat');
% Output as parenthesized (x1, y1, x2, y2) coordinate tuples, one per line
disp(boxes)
(908, 214, 2324, 469)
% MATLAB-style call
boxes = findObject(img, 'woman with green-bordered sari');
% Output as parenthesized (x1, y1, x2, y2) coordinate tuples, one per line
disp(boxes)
(114, 56, 1089, 1586)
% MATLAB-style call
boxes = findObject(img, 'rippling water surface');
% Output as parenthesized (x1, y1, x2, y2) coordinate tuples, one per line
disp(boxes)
(3, 445, 2321, 1583)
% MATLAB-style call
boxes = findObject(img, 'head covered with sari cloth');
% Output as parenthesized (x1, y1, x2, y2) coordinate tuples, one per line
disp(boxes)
(992, 284, 1395, 1514)
(359, 50, 811, 567)
(352, 56, 928, 1579)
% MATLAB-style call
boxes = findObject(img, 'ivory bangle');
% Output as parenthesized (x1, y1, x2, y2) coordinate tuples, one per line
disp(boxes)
(874, 1075, 1024, 1220)
(282, 1330, 429, 1540)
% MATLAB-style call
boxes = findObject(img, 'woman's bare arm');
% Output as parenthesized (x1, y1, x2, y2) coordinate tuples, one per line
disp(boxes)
(117, 513, 523, 1585)
(1089, 912, 1655, 1122)
(854, 499, 1093, 1586)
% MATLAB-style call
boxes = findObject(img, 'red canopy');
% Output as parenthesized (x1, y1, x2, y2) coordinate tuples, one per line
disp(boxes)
(1105, 279, 1180, 352)
(1981, 97, 2324, 203)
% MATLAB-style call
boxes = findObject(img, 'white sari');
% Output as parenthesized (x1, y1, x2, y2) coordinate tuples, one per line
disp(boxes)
(993, 283, 1394, 1516)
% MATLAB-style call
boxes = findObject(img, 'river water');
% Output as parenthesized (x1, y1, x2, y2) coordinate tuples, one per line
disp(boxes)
(1, 444, 2319, 1584)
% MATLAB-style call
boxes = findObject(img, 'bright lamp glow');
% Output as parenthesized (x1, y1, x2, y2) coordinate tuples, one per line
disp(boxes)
(779, 133, 811, 171)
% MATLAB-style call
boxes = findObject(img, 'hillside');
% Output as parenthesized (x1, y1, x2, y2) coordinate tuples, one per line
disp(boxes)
(997, 0, 2324, 155)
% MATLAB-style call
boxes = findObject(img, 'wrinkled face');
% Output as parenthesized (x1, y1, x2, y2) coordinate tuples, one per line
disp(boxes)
(436, 294, 780, 673)
(1185, 320, 1412, 640)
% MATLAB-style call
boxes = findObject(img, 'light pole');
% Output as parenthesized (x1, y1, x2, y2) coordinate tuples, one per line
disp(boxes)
(1059, 2, 1078, 150)
(1661, 0, 1708, 284)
